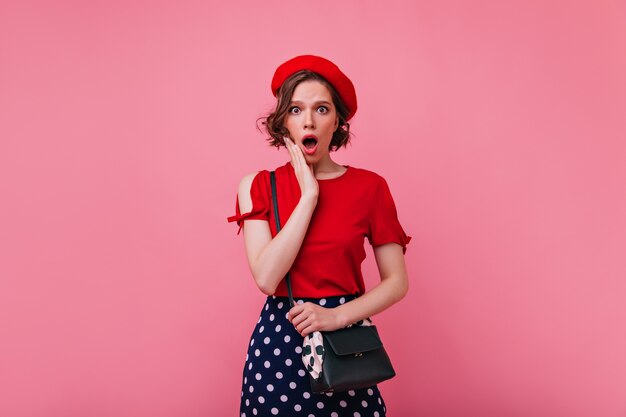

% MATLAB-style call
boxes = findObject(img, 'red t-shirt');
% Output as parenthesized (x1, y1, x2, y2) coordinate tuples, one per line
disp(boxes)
(227, 161, 412, 298)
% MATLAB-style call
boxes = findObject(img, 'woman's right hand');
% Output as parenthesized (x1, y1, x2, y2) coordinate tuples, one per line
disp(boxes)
(284, 136, 319, 201)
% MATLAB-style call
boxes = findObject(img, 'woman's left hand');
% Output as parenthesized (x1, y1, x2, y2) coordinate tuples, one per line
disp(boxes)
(287, 303, 345, 337)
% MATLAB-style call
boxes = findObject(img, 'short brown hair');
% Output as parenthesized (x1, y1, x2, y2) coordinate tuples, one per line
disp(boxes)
(256, 70, 353, 151)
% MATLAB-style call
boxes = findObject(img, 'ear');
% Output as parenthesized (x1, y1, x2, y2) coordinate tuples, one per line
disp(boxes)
(334, 116, 339, 131)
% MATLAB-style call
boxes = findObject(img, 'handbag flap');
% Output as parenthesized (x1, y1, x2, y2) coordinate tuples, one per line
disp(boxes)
(324, 325, 383, 356)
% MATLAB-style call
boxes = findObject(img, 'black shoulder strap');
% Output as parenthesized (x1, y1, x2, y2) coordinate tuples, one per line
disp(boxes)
(270, 171, 295, 307)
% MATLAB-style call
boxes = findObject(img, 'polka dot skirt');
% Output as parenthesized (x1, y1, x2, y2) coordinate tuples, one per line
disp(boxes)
(240, 294, 388, 417)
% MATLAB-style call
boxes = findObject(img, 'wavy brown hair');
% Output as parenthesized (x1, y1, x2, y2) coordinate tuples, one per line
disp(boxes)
(256, 70, 353, 151)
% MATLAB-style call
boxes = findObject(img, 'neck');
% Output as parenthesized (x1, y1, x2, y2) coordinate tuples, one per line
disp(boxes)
(310, 155, 342, 174)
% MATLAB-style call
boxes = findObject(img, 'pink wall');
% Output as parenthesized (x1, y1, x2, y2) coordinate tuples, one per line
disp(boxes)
(1, 1, 625, 416)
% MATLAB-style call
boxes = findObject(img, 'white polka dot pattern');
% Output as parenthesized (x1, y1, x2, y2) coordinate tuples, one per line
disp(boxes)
(239, 295, 387, 416)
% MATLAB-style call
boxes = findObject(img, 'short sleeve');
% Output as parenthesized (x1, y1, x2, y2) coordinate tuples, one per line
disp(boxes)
(366, 176, 412, 254)
(226, 171, 270, 235)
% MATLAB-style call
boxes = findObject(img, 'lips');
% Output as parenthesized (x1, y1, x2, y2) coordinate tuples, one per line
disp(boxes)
(302, 135, 318, 149)
(301, 135, 318, 155)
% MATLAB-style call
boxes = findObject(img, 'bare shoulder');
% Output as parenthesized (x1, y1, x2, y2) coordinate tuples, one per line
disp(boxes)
(237, 171, 261, 214)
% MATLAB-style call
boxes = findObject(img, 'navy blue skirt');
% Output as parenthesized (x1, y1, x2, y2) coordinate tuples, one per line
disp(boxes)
(239, 294, 387, 417)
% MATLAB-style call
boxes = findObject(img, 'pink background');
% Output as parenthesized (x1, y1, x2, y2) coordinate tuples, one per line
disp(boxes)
(1, 1, 625, 416)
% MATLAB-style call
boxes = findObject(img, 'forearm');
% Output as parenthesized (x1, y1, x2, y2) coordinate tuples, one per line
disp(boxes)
(253, 194, 317, 294)
(333, 273, 409, 327)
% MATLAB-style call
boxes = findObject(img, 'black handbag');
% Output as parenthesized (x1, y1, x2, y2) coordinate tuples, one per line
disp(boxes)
(269, 171, 396, 393)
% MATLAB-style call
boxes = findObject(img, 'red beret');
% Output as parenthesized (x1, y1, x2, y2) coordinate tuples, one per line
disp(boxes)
(271, 54, 358, 121)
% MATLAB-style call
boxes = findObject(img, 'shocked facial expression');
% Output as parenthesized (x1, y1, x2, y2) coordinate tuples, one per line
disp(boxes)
(283, 80, 339, 161)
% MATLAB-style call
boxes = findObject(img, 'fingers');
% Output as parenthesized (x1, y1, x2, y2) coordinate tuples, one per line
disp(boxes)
(284, 136, 317, 199)
(289, 303, 329, 336)
(287, 304, 306, 324)
(288, 306, 308, 328)
(284, 136, 307, 168)
(290, 310, 315, 336)
(287, 304, 303, 322)
(298, 320, 316, 337)
(293, 311, 314, 329)
(283, 136, 299, 172)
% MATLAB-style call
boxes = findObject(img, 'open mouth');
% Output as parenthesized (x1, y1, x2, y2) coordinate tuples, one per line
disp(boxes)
(302, 136, 318, 149)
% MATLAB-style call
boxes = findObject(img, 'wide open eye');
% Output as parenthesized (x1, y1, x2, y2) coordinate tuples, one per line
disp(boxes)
(289, 106, 300, 114)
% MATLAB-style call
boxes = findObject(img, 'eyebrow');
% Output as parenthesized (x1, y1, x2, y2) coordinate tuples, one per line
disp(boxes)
(289, 100, 332, 106)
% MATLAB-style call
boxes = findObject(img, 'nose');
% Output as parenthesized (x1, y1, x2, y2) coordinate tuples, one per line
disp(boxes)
(304, 110, 315, 129)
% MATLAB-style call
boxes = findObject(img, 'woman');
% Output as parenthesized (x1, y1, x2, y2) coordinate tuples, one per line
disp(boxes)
(227, 54, 412, 417)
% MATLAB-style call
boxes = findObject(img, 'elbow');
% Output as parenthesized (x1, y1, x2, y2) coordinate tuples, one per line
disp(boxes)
(395, 274, 409, 302)
(253, 273, 278, 296)
(400, 281, 409, 300)
(257, 282, 277, 296)
(249, 260, 277, 295)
